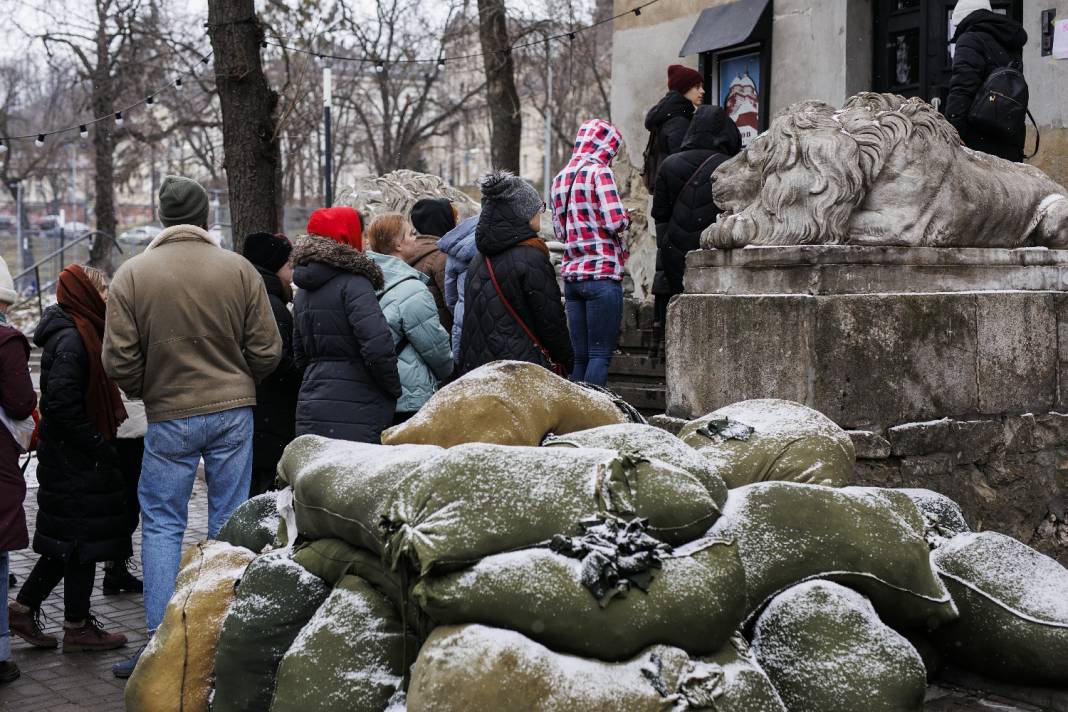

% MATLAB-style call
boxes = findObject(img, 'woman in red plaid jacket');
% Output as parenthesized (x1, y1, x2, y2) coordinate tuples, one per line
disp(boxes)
(550, 119, 631, 387)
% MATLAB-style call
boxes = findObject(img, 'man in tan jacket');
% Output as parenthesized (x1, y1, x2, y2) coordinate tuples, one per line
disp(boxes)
(103, 175, 281, 677)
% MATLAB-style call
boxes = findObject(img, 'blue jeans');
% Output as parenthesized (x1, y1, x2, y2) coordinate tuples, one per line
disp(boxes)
(140, 408, 253, 633)
(564, 279, 624, 387)
(1, 552, 9, 661)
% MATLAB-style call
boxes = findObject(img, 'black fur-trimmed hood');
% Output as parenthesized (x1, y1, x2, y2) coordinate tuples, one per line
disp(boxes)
(292, 234, 385, 291)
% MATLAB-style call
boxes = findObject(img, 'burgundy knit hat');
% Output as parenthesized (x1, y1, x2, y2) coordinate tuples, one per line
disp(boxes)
(668, 64, 703, 94)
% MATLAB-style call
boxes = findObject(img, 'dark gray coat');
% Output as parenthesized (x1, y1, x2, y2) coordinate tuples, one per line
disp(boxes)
(292, 236, 402, 443)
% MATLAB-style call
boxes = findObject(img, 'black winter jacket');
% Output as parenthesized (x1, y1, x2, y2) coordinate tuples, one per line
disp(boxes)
(292, 236, 402, 443)
(945, 10, 1028, 161)
(651, 105, 743, 295)
(645, 91, 696, 162)
(459, 208, 573, 376)
(251, 266, 302, 492)
(32, 305, 131, 563)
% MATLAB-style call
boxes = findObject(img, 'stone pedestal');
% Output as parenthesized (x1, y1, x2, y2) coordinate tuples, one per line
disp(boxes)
(667, 245, 1068, 564)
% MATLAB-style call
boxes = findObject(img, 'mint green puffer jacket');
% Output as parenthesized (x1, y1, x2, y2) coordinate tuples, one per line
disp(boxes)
(368, 252, 453, 413)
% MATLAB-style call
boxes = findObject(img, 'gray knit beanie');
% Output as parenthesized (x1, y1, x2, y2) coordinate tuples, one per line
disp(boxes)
(158, 175, 210, 228)
(478, 170, 544, 221)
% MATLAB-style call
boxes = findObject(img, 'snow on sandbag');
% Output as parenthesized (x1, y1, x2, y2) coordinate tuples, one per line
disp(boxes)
(381, 360, 629, 447)
(383, 443, 722, 575)
(543, 423, 729, 509)
(276, 435, 442, 553)
(124, 542, 255, 712)
(407, 624, 785, 712)
(270, 574, 417, 712)
(679, 399, 855, 488)
(217, 492, 282, 554)
(709, 483, 957, 629)
(213, 550, 332, 712)
(292, 538, 426, 633)
(896, 488, 970, 546)
(413, 537, 747, 661)
(930, 531, 1068, 685)
(753, 581, 927, 712)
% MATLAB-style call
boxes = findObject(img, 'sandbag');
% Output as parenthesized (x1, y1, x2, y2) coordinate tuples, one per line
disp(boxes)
(413, 537, 746, 661)
(679, 399, 854, 488)
(709, 482, 957, 629)
(384, 443, 722, 574)
(270, 575, 415, 712)
(277, 434, 441, 553)
(217, 492, 282, 554)
(213, 550, 332, 712)
(382, 360, 629, 447)
(124, 542, 255, 712)
(544, 423, 728, 508)
(896, 488, 970, 545)
(408, 624, 780, 712)
(753, 581, 927, 712)
(700, 635, 789, 712)
(931, 531, 1068, 685)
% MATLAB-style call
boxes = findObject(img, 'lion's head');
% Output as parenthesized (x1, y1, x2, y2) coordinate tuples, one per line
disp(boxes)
(705, 93, 960, 247)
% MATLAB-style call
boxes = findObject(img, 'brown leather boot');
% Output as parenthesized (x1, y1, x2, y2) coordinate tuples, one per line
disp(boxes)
(8, 602, 58, 649)
(62, 615, 127, 653)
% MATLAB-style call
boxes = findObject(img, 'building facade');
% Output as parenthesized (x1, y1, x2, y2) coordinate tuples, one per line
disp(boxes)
(612, 0, 1068, 186)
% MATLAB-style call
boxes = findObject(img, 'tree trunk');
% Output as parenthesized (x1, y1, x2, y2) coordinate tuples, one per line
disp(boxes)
(477, 0, 522, 173)
(207, 0, 282, 254)
(89, 7, 116, 274)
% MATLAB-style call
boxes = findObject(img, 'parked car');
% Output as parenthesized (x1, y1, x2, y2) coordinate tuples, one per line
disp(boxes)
(0, 215, 15, 233)
(38, 214, 61, 232)
(119, 224, 162, 246)
(43, 222, 90, 240)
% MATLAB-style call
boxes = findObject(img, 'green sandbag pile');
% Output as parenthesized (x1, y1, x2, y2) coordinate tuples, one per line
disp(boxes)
(931, 531, 1068, 685)
(270, 574, 416, 712)
(384, 443, 723, 574)
(543, 422, 729, 508)
(679, 399, 855, 488)
(407, 624, 786, 712)
(217, 492, 282, 554)
(897, 488, 971, 545)
(753, 581, 927, 712)
(276, 435, 441, 553)
(413, 537, 746, 661)
(708, 482, 958, 629)
(213, 550, 332, 712)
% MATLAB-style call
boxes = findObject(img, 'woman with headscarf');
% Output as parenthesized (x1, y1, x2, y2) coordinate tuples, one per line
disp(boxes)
(8, 265, 129, 653)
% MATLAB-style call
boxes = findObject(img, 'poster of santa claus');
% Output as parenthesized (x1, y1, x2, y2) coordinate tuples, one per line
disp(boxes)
(719, 52, 762, 146)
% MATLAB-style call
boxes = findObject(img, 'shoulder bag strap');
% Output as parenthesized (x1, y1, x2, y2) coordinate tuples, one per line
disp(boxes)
(483, 255, 565, 375)
(561, 159, 589, 235)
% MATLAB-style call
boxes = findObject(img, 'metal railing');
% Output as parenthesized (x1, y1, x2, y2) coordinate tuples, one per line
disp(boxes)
(12, 231, 123, 319)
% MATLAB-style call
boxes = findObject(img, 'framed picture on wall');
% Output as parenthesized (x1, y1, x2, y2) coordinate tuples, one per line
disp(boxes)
(714, 47, 766, 146)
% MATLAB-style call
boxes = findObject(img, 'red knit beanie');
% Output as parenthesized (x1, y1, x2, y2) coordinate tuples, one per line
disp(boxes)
(307, 207, 364, 250)
(668, 64, 703, 95)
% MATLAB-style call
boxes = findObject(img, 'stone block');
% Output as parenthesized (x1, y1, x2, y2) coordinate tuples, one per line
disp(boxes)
(665, 294, 814, 419)
(1053, 293, 1068, 412)
(1003, 414, 1038, 454)
(848, 430, 891, 460)
(887, 418, 1004, 463)
(1032, 412, 1068, 450)
(974, 292, 1056, 415)
(811, 294, 978, 429)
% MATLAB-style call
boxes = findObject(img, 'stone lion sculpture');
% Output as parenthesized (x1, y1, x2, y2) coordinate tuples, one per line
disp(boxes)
(701, 92, 1068, 250)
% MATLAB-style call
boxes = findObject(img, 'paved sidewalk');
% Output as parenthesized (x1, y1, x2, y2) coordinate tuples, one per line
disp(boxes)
(2, 472, 209, 711)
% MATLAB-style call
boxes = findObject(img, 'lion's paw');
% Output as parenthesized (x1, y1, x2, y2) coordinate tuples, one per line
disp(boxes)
(702, 214, 753, 250)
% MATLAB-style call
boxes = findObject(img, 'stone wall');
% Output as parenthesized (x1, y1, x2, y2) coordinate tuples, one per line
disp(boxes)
(1023, 0, 1068, 188)
(851, 414, 1068, 567)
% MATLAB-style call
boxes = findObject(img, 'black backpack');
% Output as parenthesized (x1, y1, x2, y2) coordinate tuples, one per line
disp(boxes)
(967, 33, 1038, 157)
(640, 129, 662, 194)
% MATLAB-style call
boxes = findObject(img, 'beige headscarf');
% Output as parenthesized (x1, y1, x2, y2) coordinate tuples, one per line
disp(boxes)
(952, 0, 992, 27)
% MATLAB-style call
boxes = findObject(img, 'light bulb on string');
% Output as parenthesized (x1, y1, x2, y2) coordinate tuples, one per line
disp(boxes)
(35, 134, 45, 147)
(375, 60, 385, 73)
(437, 59, 446, 70)
(175, 77, 183, 90)
(0, 140, 7, 154)
(146, 95, 155, 105)
(633, 7, 641, 16)
(115, 111, 124, 127)
(79, 125, 88, 139)
(568, 32, 576, 41)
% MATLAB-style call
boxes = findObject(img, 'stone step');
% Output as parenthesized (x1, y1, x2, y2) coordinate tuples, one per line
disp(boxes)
(606, 378, 666, 415)
(610, 352, 666, 379)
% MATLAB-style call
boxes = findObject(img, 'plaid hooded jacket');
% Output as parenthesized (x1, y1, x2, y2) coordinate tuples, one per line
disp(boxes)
(551, 119, 631, 282)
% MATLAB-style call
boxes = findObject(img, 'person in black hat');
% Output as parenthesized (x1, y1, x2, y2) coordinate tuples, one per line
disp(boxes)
(242, 232, 303, 496)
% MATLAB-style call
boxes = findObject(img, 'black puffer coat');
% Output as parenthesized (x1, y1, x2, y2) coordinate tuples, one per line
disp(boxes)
(251, 266, 303, 493)
(292, 236, 402, 443)
(651, 105, 743, 295)
(458, 208, 573, 376)
(32, 305, 131, 563)
(945, 10, 1028, 162)
(645, 91, 696, 160)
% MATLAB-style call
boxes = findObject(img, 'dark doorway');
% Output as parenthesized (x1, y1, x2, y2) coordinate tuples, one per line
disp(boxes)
(874, 0, 1022, 110)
